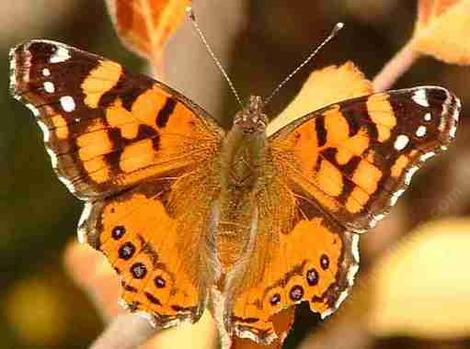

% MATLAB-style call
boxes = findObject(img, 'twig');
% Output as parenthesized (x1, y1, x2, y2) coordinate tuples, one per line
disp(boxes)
(89, 313, 156, 349)
(372, 39, 421, 91)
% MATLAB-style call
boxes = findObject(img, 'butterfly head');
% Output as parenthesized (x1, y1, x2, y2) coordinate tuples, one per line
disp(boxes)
(234, 95, 268, 134)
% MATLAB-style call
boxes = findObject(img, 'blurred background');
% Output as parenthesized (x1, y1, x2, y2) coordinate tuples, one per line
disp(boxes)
(1, 0, 469, 348)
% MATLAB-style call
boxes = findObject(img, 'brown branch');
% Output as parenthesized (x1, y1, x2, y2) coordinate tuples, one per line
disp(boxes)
(372, 40, 421, 91)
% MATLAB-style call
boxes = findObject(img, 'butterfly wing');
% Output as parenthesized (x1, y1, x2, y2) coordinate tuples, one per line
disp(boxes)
(225, 179, 359, 343)
(10, 40, 224, 199)
(10, 40, 224, 327)
(78, 166, 221, 326)
(269, 87, 459, 233)
(225, 87, 460, 343)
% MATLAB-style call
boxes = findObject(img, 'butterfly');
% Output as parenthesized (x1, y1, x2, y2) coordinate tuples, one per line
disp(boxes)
(10, 40, 460, 344)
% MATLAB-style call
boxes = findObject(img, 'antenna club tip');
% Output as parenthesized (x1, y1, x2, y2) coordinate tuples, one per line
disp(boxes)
(186, 6, 195, 20)
(334, 22, 345, 32)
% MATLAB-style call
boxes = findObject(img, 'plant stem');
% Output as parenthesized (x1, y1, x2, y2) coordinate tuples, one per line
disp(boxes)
(89, 314, 155, 349)
(372, 40, 421, 91)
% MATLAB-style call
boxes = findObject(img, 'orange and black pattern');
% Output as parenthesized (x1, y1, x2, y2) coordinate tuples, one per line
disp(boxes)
(270, 87, 460, 233)
(230, 193, 359, 342)
(10, 39, 461, 345)
(10, 40, 223, 199)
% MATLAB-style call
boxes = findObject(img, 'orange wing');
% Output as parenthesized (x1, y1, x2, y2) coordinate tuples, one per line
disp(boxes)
(79, 166, 220, 326)
(269, 87, 459, 233)
(225, 87, 459, 344)
(11, 40, 224, 327)
(10, 40, 223, 199)
(225, 178, 359, 343)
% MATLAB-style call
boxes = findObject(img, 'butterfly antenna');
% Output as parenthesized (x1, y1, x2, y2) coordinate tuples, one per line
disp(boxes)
(264, 22, 344, 105)
(186, 7, 244, 109)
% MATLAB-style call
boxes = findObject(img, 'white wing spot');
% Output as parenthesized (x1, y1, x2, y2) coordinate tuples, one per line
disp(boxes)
(50, 46, 71, 63)
(25, 103, 40, 117)
(77, 203, 93, 243)
(390, 188, 405, 207)
(351, 234, 360, 263)
(42, 68, 51, 76)
(404, 166, 419, 185)
(420, 151, 435, 162)
(412, 89, 429, 107)
(424, 112, 432, 121)
(43, 81, 55, 93)
(416, 125, 427, 137)
(394, 135, 409, 151)
(370, 213, 386, 228)
(450, 123, 457, 139)
(46, 148, 58, 168)
(60, 96, 76, 112)
(37, 120, 50, 142)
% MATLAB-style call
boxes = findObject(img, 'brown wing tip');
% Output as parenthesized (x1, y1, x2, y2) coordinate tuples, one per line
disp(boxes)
(9, 40, 72, 104)
(414, 86, 460, 148)
(9, 41, 27, 101)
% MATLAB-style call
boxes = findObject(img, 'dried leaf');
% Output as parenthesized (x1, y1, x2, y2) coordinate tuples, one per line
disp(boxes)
(267, 62, 372, 136)
(414, 0, 470, 64)
(416, 0, 460, 29)
(369, 219, 470, 338)
(106, 0, 191, 66)
(231, 308, 295, 349)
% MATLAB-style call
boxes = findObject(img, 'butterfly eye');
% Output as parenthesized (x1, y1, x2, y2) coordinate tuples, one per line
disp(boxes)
(118, 242, 136, 260)
(112, 225, 126, 240)
(269, 293, 281, 306)
(130, 262, 147, 279)
(320, 254, 330, 270)
(306, 268, 319, 286)
(289, 285, 304, 301)
(154, 276, 166, 288)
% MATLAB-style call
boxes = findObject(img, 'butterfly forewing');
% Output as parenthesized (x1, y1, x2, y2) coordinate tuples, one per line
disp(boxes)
(269, 87, 460, 233)
(10, 40, 224, 199)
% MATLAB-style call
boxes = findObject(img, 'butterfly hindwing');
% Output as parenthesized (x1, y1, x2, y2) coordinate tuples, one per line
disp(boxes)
(78, 164, 221, 327)
(10, 40, 224, 199)
(227, 184, 359, 343)
(269, 87, 460, 233)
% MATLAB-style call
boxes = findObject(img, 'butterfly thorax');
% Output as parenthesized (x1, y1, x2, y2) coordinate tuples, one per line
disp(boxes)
(216, 96, 272, 271)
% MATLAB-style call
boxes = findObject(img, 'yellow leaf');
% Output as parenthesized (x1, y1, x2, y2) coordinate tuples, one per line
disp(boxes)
(106, 0, 191, 67)
(369, 218, 470, 338)
(414, 0, 470, 64)
(140, 311, 218, 349)
(267, 62, 372, 136)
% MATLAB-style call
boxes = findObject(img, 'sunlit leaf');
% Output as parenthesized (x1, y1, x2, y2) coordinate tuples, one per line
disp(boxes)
(414, 0, 470, 64)
(64, 241, 121, 320)
(416, 0, 460, 29)
(106, 0, 191, 67)
(369, 219, 470, 338)
(140, 311, 218, 349)
(267, 62, 372, 136)
(64, 241, 218, 348)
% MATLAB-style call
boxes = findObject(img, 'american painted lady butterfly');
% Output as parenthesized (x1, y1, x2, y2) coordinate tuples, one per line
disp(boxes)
(10, 40, 460, 344)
